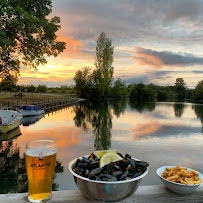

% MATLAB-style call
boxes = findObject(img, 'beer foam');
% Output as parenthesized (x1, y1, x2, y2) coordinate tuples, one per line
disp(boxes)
(26, 148, 56, 157)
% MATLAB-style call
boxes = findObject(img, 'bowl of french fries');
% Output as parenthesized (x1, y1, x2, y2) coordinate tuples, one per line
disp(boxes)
(157, 166, 202, 194)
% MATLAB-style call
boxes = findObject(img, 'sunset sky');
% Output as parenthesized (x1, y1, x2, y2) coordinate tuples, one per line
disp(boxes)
(18, 0, 203, 88)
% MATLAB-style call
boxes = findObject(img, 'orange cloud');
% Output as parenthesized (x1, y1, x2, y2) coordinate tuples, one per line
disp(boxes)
(129, 121, 161, 140)
(132, 47, 163, 67)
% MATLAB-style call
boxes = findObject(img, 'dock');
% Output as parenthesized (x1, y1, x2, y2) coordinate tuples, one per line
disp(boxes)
(0, 185, 203, 202)
(0, 96, 81, 112)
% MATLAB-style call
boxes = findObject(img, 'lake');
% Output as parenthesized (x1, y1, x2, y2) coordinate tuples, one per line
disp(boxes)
(0, 100, 203, 193)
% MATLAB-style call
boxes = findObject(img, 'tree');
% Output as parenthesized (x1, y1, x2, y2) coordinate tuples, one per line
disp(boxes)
(0, 0, 66, 79)
(193, 80, 203, 101)
(110, 78, 127, 98)
(27, 84, 36, 92)
(37, 85, 47, 93)
(0, 74, 17, 91)
(174, 78, 186, 100)
(94, 32, 114, 98)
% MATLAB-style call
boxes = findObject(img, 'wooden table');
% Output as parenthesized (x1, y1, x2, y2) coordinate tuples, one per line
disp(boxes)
(0, 185, 202, 203)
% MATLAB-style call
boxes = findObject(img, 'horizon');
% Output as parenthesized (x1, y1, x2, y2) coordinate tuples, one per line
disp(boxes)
(18, 0, 203, 88)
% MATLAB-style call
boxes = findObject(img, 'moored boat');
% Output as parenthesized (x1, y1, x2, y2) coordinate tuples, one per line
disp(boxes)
(0, 110, 22, 133)
(18, 104, 45, 116)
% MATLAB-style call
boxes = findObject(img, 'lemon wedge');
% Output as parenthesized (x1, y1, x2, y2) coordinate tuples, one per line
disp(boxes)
(99, 152, 123, 168)
(93, 149, 118, 159)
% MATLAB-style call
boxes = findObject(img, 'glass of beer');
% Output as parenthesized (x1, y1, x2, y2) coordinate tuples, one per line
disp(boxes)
(25, 140, 57, 202)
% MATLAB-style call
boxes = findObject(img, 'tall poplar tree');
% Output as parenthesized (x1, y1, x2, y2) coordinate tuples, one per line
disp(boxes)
(94, 32, 114, 98)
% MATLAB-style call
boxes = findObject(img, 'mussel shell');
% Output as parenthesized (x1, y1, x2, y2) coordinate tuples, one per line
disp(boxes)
(82, 156, 90, 163)
(112, 171, 123, 177)
(78, 162, 89, 169)
(100, 174, 117, 181)
(135, 161, 149, 168)
(106, 162, 114, 174)
(120, 170, 129, 180)
(88, 168, 103, 179)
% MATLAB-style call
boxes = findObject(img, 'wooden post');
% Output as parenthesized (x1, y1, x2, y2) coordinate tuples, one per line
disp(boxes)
(33, 100, 34, 104)
(26, 100, 28, 104)
(17, 100, 19, 106)
(8, 101, 10, 107)
(0, 102, 2, 109)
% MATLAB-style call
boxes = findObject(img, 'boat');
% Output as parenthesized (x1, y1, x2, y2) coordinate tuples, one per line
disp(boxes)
(0, 110, 22, 133)
(18, 104, 45, 116)
(20, 113, 44, 126)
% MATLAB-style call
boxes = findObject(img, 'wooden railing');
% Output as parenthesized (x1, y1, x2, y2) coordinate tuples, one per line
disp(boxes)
(0, 185, 202, 202)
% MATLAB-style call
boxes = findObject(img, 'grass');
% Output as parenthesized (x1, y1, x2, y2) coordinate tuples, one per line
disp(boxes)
(0, 92, 71, 107)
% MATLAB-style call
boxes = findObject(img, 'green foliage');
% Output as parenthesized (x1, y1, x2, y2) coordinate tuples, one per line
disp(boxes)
(37, 85, 47, 93)
(0, 0, 66, 79)
(51, 88, 57, 93)
(174, 78, 186, 100)
(0, 74, 17, 91)
(27, 84, 36, 92)
(193, 80, 203, 101)
(94, 32, 114, 98)
(110, 78, 127, 98)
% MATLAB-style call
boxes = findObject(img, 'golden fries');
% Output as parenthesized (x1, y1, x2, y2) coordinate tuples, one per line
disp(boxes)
(162, 166, 202, 185)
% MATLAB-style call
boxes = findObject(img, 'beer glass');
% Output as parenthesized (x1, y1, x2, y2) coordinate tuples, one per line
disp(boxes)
(26, 140, 57, 202)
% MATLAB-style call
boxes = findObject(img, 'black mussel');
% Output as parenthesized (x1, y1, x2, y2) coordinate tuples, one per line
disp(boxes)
(120, 170, 129, 180)
(113, 165, 122, 171)
(88, 161, 99, 170)
(96, 176, 102, 181)
(112, 171, 123, 177)
(135, 161, 149, 168)
(75, 158, 81, 167)
(88, 153, 97, 160)
(73, 167, 84, 175)
(130, 172, 143, 179)
(117, 152, 124, 159)
(78, 162, 89, 169)
(82, 156, 90, 163)
(88, 168, 103, 179)
(101, 174, 117, 182)
(106, 162, 114, 174)
(125, 154, 131, 160)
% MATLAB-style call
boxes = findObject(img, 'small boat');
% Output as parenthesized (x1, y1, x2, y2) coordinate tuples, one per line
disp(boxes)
(18, 104, 45, 117)
(0, 110, 22, 133)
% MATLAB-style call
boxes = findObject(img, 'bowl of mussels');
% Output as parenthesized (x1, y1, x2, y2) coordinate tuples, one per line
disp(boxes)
(68, 149, 149, 202)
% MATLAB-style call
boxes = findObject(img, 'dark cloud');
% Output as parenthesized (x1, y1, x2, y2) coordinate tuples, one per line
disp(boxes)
(52, 0, 203, 46)
(164, 1, 200, 23)
(133, 47, 203, 67)
(123, 75, 150, 85)
(192, 70, 203, 74)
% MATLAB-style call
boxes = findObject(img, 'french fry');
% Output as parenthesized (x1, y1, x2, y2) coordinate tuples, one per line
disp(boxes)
(161, 166, 202, 185)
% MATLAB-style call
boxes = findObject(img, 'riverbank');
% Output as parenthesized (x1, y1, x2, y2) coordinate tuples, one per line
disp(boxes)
(0, 185, 202, 202)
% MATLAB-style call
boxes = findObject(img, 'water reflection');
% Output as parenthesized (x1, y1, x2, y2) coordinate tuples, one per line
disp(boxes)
(0, 141, 64, 194)
(73, 101, 112, 150)
(0, 127, 21, 141)
(129, 99, 155, 113)
(193, 105, 203, 134)
(173, 103, 185, 117)
(20, 114, 44, 126)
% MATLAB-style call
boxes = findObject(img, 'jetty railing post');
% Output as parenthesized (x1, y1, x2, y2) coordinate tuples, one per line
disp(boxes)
(17, 100, 19, 106)
(8, 101, 10, 108)
(33, 100, 34, 104)
(0, 102, 2, 109)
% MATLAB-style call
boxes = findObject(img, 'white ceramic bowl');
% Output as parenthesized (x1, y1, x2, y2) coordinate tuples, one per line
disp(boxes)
(157, 166, 203, 194)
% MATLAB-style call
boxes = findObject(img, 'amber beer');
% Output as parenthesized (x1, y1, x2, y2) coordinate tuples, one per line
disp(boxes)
(25, 140, 57, 202)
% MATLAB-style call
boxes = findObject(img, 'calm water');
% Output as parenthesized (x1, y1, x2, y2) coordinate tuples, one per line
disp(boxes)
(0, 100, 203, 193)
